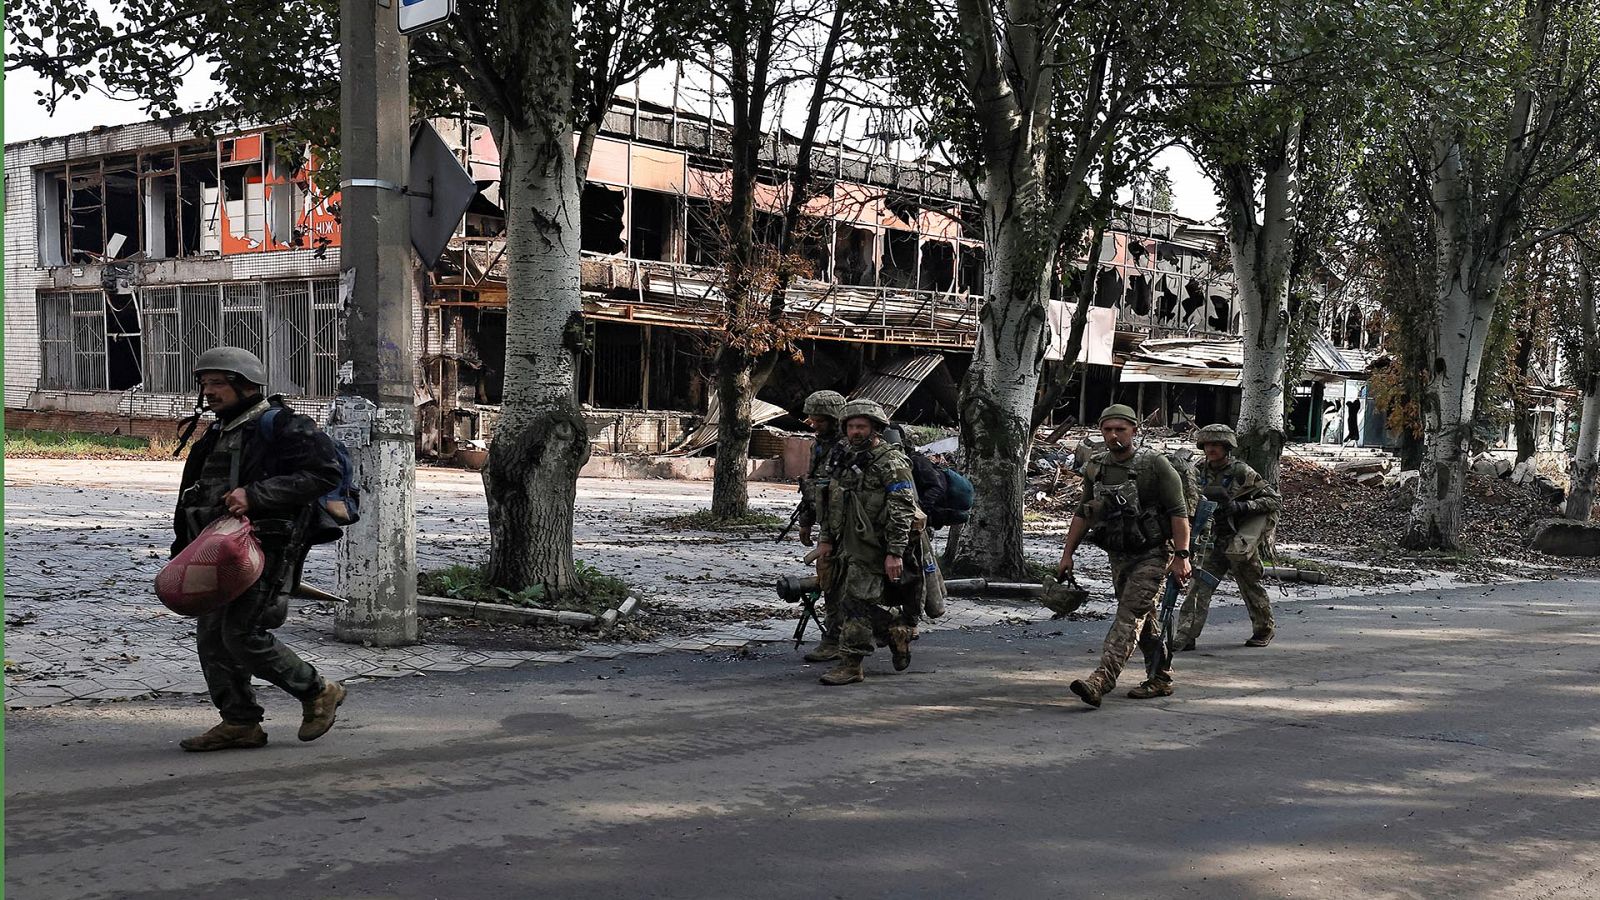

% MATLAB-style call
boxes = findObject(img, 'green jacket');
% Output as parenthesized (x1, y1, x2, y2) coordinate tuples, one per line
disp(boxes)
(1198, 456, 1280, 534)
(797, 432, 846, 530)
(820, 440, 918, 561)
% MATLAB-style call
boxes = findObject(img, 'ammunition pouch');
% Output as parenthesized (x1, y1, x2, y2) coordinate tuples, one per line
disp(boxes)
(1086, 506, 1166, 554)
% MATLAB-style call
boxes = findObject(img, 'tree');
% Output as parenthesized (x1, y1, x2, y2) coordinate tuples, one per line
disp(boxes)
(9, 0, 697, 594)
(1172, 1, 1383, 483)
(1563, 236, 1600, 519)
(883, 0, 1204, 578)
(1400, 0, 1600, 549)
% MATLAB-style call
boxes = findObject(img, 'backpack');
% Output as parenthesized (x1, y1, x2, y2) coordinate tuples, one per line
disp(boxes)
(905, 447, 974, 528)
(259, 407, 361, 544)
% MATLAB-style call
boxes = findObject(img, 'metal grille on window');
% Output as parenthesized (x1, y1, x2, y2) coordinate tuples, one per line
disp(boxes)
(220, 283, 267, 386)
(141, 288, 186, 393)
(37, 292, 74, 389)
(266, 280, 313, 396)
(179, 285, 223, 382)
(70, 291, 109, 390)
(312, 278, 341, 397)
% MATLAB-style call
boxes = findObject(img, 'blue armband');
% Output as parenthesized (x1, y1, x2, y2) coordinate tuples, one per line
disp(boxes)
(886, 480, 914, 494)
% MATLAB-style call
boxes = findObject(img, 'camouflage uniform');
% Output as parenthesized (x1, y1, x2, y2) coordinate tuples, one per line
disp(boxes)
(819, 441, 920, 661)
(1076, 448, 1188, 695)
(174, 395, 342, 727)
(1174, 455, 1280, 647)
(799, 431, 848, 655)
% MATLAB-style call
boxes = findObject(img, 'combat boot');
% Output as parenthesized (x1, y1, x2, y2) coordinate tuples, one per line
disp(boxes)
(180, 722, 268, 752)
(1069, 678, 1103, 709)
(803, 641, 842, 663)
(1128, 680, 1175, 699)
(1245, 628, 1274, 647)
(298, 680, 346, 742)
(887, 626, 914, 672)
(819, 655, 865, 686)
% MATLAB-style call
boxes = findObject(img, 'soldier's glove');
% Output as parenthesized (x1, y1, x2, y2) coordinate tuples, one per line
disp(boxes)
(1215, 499, 1236, 516)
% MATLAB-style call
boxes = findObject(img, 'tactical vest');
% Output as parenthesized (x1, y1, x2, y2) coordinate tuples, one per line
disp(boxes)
(175, 401, 268, 544)
(1082, 449, 1169, 554)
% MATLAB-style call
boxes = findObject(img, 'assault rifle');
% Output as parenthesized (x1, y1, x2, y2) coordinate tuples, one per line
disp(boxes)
(1146, 498, 1221, 682)
(776, 499, 808, 543)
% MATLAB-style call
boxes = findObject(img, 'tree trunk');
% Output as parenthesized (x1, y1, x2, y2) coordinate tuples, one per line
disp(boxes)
(951, 186, 1054, 580)
(1031, 216, 1105, 428)
(483, 122, 590, 594)
(711, 351, 754, 518)
(1567, 390, 1600, 521)
(1405, 136, 1512, 550)
(1223, 126, 1300, 486)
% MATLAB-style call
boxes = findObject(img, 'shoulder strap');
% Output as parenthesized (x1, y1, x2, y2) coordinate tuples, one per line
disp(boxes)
(257, 406, 283, 440)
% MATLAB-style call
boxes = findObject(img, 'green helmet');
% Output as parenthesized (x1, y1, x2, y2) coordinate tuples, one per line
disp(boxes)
(1194, 423, 1238, 449)
(193, 346, 268, 387)
(839, 398, 890, 428)
(1098, 404, 1139, 426)
(802, 390, 846, 420)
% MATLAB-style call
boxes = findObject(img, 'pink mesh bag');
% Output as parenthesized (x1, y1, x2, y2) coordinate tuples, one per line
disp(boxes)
(156, 515, 266, 616)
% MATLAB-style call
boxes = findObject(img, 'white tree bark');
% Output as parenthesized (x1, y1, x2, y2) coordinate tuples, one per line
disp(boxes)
(483, 121, 590, 593)
(1567, 253, 1599, 520)
(1406, 137, 1507, 549)
(1221, 121, 1301, 485)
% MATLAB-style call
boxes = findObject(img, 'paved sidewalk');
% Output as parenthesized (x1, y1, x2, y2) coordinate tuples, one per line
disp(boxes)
(3, 458, 1459, 708)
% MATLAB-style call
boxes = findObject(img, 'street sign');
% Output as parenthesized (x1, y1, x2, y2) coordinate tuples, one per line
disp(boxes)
(398, 0, 454, 34)
(408, 121, 478, 269)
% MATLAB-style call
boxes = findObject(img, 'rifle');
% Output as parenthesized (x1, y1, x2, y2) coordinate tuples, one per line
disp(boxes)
(776, 500, 807, 543)
(1146, 498, 1220, 682)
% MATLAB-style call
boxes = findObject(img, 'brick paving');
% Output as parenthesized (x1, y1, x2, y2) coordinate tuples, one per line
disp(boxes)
(2, 458, 1446, 709)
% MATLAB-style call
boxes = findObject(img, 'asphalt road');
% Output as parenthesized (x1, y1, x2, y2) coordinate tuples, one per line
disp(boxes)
(6, 579, 1599, 899)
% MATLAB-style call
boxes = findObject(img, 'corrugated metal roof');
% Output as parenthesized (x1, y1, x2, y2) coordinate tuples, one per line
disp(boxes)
(850, 354, 944, 415)
(1120, 360, 1243, 388)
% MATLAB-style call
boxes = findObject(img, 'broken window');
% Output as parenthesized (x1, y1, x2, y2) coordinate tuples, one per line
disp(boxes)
(37, 171, 69, 266)
(580, 322, 644, 408)
(881, 229, 917, 289)
(141, 150, 180, 259)
(958, 245, 985, 295)
(581, 184, 627, 255)
(834, 225, 877, 286)
(1095, 268, 1121, 308)
(919, 240, 955, 292)
(1125, 273, 1152, 317)
(220, 137, 269, 252)
(685, 197, 721, 266)
(103, 155, 142, 259)
(1182, 279, 1208, 324)
(1156, 275, 1180, 324)
(180, 144, 222, 254)
(104, 292, 143, 389)
(630, 189, 677, 262)
(68, 165, 106, 259)
(1208, 295, 1232, 332)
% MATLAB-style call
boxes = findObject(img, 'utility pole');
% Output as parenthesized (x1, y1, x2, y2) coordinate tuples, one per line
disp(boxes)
(336, 0, 417, 645)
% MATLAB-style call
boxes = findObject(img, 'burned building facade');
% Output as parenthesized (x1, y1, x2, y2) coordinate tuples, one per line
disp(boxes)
(5, 103, 1330, 459)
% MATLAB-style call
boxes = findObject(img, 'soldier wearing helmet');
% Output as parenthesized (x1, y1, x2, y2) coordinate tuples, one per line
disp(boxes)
(813, 398, 924, 684)
(1059, 404, 1193, 708)
(792, 390, 850, 662)
(171, 346, 348, 752)
(1173, 423, 1280, 650)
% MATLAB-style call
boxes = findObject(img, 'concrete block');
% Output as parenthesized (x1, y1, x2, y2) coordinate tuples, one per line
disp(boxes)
(1527, 518, 1600, 556)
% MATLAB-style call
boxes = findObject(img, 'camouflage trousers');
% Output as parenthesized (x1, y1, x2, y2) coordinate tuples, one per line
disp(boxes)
(828, 557, 919, 657)
(1173, 544, 1274, 647)
(196, 570, 323, 726)
(1084, 548, 1172, 692)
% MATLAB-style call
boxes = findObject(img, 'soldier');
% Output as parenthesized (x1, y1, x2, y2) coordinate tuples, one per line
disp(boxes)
(171, 347, 348, 751)
(1173, 424, 1280, 649)
(796, 390, 849, 662)
(1059, 404, 1192, 707)
(815, 398, 922, 685)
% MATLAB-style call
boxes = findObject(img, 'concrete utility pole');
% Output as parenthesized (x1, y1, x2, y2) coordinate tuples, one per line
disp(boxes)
(336, 0, 417, 645)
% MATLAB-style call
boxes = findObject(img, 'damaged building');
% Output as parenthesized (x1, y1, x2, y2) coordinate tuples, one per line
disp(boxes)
(17, 102, 1544, 467)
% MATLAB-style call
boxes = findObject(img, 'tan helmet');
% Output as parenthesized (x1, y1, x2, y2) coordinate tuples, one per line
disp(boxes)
(802, 390, 846, 420)
(839, 398, 890, 428)
(1194, 423, 1238, 450)
(193, 346, 268, 387)
(1098, 403, 1139, 426)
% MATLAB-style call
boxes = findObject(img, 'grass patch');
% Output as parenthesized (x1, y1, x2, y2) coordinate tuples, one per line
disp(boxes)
(418, 562, 633, 616)
(647, 508, 786, 531)
(6, 429, 177, 459)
